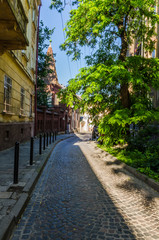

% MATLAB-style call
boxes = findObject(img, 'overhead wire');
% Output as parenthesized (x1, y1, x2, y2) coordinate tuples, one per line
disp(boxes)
(69, 0, 83, 75)
(80, 56, 82, 69)
(69, 0, 79, 76)
(60, 10, 72, 79)
(61, 0, 86, 79)
(76, 60, 79, 72)
(69, 0, 72, 10)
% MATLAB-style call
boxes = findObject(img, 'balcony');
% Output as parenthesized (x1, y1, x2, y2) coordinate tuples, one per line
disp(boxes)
(0, 0, 29, 53)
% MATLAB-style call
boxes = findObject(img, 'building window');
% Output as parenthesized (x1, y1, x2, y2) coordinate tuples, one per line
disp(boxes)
(5, 130, 9, 140)
(30, 94, 32, 117)
(4, 75, 12, 112)
(154, 5, 156, 14)
(32, 7, 37, 27)
(20, 87, 25, 114)
(134, 41, 141, 56)
(54, 94, 59, 105)
(152, 49, 156, 58)
(155, 90, 159, 108)
(30, 47, 33, 69)
(32, 8, 35, 22)
(47, 93, 53, 107)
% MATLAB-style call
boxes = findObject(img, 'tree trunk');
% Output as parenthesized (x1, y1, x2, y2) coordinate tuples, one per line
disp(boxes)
(119, 27, 130, 109)
(120, 83, 130, 108)
(119, 25, 130, 137)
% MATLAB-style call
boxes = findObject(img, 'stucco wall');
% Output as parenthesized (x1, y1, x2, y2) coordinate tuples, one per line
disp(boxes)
(0, 0, 40, 150)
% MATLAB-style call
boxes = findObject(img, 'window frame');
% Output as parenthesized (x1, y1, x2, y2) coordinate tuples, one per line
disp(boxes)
(30, 94, 33, 117)
(4, 75, 12, 112)
(20, 87, 25, 115)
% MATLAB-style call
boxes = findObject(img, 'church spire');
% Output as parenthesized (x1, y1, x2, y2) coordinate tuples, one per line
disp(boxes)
(47, 39, 53, 56)
(45, 41, 59, 85)
(49, 39, 52, 47)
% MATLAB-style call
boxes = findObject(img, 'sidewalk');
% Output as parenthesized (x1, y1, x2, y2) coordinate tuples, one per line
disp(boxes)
(0, 133, 75, 240)
(9, 133, 159, 240)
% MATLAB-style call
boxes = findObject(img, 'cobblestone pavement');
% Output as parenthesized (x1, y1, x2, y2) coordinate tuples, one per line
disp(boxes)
(10, 134, 159, 240)
(0, 135, 52, 187)
(0, 133, 72, 227)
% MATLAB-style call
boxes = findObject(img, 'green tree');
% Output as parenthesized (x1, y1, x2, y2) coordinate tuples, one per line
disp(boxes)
(37, 21, 54, 107)
(51, 0, 159, 145)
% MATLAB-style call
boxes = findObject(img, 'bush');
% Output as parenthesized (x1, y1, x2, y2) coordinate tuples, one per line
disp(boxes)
(128, 125, 159, 152)
(99, 128, 159, 181)
(127, 125, 159, 173)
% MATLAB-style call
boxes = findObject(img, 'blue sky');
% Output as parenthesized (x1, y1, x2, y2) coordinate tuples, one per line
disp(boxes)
(40, 1, 88, 87)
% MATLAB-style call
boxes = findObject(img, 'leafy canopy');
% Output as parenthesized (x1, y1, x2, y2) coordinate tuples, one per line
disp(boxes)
(51, 0, 159, 146)
(57, 0, 159, 60)
(37, 21, 54, 107)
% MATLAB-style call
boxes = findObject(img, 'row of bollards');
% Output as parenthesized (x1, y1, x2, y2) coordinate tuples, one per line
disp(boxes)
(14, 131, 58, 184)
(39, 131, 57, 155)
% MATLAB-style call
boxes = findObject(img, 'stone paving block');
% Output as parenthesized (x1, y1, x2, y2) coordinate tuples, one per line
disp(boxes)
(0, 192, 12, 199)
(0, 186, 9, 192)
(10, 182, 26, 188)
(3, 133, 159, 240)
(0, 134, 74, 240)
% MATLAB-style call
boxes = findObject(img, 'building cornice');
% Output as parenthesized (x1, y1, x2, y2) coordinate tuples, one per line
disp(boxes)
(9, 50, 35, 83)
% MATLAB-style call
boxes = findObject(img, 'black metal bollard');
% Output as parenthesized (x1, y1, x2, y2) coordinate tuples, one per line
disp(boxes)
(49, 132, 51, 144)
(47, 132, 48, 146)
(39, 134, 42, 155)
(14, 142, 19, 184)
(52, 131, 54, 143)
(43, 133, 45, 150)
(55, 131, 57, 141)
(30, 137, 34, 165)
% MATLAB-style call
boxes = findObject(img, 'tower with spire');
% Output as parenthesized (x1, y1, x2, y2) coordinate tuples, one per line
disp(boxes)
(45, 40, 60, 86)
(36, 41, 80, 134)
(44, 41, 63, 107)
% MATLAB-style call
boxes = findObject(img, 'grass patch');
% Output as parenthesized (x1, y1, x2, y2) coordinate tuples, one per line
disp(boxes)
(98, 144, 159, 182)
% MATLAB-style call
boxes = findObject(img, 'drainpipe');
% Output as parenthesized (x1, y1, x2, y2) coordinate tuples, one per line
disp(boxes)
(34, 1, 42, 137)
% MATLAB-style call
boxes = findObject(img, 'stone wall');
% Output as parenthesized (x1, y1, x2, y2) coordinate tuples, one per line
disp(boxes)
(0, 121, 33, 151)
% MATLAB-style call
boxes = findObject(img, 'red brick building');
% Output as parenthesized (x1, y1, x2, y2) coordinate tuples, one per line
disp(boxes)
(36, 43, 80, 134)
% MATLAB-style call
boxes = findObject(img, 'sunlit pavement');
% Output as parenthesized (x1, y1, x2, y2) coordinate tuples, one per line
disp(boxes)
(10, 134, 159, 240)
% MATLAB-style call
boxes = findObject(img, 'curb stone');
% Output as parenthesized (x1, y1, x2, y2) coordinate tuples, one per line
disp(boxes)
(123, 164, 159, 193)
(23, 138, 62, 195)
(0, 214, 15, 240)
(0, 135, 74, 240)
(91, 141, 159, 194)
(11, 193, 29, 223)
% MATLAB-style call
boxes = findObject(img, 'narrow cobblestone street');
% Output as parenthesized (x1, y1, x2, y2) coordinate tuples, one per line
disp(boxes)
(10, 134, 159, 240)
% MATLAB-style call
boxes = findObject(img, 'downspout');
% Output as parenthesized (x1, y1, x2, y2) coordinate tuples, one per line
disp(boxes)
(34, 1, 42, 137)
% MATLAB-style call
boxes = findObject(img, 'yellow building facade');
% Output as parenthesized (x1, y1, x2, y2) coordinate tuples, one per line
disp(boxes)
(0, 0, 41, 150)
(127, 3, 159, 108)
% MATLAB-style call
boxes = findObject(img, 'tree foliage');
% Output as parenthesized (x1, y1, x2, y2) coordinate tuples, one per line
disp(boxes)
(37, 21, 54, 107)
(60, 56, 159, 144)
(59, 0, 158, 59)
(51, 0, 159, 146)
